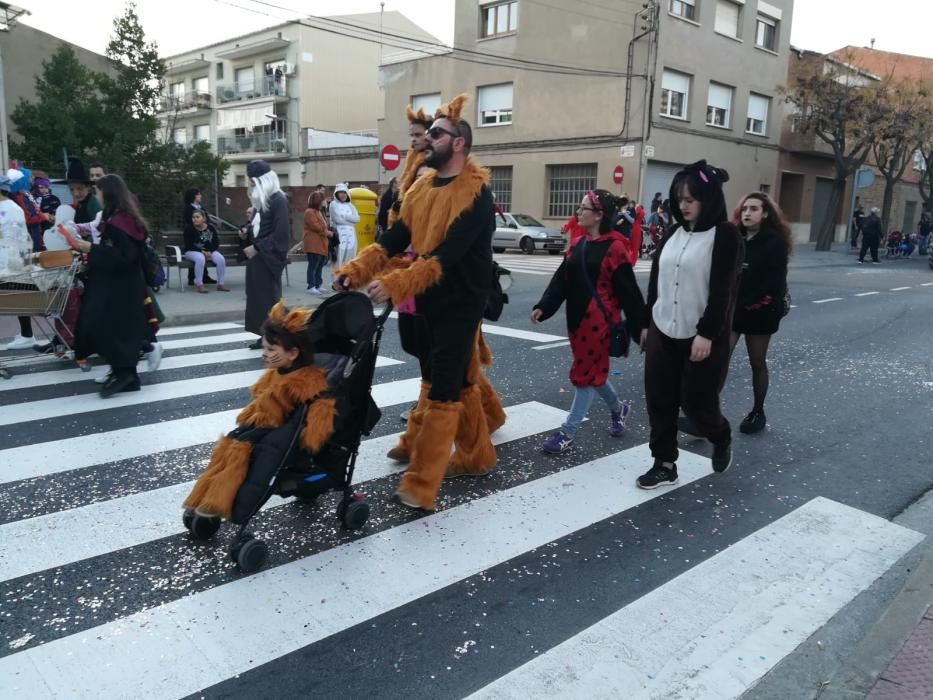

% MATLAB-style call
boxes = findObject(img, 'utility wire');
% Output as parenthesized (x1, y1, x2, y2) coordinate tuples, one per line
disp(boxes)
(213, 0, 642, 78)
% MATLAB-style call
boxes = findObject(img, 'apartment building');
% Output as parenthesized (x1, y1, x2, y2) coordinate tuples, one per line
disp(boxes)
(378, 0, 793, 224)
(158, 13, 439, 187)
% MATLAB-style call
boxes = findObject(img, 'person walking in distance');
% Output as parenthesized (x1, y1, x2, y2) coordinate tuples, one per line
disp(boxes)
(636, 160, 744, 489)
(334, 94, 499, 511)
(293, 190, 331, 295)
(729, 192, 792, 434)
(243, 160, 290, 348)
(850, 197, 864, 250)
(532, 189, 645, 453)
(858, 207, 883, 264)
(329, 184, 360, 267)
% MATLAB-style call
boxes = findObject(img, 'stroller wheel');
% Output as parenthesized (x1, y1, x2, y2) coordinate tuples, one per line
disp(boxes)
(182, 509, 194, 531)
(342, 499, 370, 531)
(234, 538, 268, 573)
(189, 513, 221, 540)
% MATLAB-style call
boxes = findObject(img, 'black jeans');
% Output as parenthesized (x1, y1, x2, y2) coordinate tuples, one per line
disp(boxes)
(398, 313, 432, 378)
(859, 236, 879, 262)
(423, 315, 481, 402)
(305, 253, 326, 289)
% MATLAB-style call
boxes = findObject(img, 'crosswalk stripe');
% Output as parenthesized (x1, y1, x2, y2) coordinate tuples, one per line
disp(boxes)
(158, 331, 257, 350)
(0, 373, 420, 483)
(156, 322, 243, 337)
(0, 402, 567, 583)
(0, 350, 402, 393)
(0, 444, 711, 699)
(384, 312, 566, 343)
(467, 497, 923, 700)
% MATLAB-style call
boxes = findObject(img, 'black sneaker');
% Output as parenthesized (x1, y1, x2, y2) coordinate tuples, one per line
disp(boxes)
(711, 438, 733, 473)
(678, 415, 702, 437)
(248, 338, 263, 350)
(739, 410, 766, 434)
(636, 462, 678, 489)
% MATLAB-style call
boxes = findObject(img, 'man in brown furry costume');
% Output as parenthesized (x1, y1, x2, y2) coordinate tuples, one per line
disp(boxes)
(335, 95, 500, 511)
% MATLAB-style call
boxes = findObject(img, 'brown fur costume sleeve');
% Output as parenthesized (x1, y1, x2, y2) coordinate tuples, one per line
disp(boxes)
(376, 256, 443, 306)
(300, 397, 337, 454)
(334, 244, 390, 288)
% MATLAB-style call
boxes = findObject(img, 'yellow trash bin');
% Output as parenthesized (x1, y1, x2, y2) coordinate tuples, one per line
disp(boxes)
(350, 187, 378, 250)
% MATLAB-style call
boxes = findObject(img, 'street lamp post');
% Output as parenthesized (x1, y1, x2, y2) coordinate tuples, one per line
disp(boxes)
(0, 3, 30, 169)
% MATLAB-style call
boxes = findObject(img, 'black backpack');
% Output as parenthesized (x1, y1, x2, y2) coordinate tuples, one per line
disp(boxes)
(142, 242, 166, 289)
(484, 261, 510, 321)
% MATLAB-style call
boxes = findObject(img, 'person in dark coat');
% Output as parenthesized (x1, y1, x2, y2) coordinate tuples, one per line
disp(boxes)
(377, 177, 398, 237)
(63, 157, 101, 225)
(243, 160, 290, 347)
(858, 207, 883, 264)
(68, 175, 149, 398)
(729, 192, 792, 434)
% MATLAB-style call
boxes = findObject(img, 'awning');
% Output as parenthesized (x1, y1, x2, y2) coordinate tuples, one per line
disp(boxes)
(216, 102, 274, 130)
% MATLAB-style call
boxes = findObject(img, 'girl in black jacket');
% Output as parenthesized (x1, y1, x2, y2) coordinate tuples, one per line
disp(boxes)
(729, 192, 791, 434)
(183, 210, 229, 293)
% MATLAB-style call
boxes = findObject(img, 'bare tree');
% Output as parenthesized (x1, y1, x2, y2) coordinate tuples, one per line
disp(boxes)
(784, 51, 888, 250)
(872, 84, 929, 231)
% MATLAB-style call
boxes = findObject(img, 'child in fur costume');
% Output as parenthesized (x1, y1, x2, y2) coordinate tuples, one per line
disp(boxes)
(183, 301, 337, 520)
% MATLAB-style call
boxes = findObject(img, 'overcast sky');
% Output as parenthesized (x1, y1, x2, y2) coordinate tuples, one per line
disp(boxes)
(15, 0, 933, 60)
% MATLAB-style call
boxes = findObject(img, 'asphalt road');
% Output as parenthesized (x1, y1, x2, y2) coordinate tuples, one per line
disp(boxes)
(0, 247, 930, 699)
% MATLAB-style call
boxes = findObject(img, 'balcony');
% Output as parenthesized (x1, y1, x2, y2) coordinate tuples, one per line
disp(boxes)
(215, 77, 289, 105)
(158, 91, 212, 115)
(217, 132, 291, 159)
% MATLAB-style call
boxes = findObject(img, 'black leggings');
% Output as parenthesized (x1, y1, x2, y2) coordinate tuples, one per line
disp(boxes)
(730, 332, 772, 413)
(18, 317, 33, 337)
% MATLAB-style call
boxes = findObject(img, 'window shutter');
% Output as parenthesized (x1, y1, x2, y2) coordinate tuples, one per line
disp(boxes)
(411, 93, 441, 115)
(478, 83, 514, 113)
(747, 94, 769, 122)
(708, 83, 733, 111)
(662, 70, 690, 95)
(715, 1, 739, 36)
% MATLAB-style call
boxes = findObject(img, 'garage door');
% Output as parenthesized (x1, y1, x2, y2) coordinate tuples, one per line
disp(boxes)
(642, 160, 684, 209)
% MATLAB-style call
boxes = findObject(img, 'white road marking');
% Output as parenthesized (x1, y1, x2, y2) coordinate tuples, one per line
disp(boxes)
(159, 332, 257, 351)
(0, 444, 711, 699)
(812, 297, 843, 304)
(532, 340, 572, 351)
(0, 351, 404, 393)
(0, 402, 566, 582)
(920, 282, 933, 287)
(468, 497, 923, 700)
(854, 291, 880, 297)
(381, 311, 565, 342)
(156, 322, 243, 337)
(890, 286, 911, 291)
(0, 376, 422, 483)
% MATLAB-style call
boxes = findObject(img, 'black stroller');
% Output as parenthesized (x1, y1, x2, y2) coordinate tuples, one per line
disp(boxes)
(182, 292, 392, 573)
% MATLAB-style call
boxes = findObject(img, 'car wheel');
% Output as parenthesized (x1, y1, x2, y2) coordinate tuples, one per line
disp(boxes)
(520, 237, 535, 255)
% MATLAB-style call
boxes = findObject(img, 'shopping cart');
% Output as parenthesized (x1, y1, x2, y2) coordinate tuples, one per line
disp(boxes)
(0, 252, 81, 379)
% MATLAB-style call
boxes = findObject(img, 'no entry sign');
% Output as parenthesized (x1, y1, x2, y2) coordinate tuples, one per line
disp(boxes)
(380, 144, 401, 170)
(612, 165, 625, 185)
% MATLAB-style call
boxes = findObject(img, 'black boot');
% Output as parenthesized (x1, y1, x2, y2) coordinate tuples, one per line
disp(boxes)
(100, 370, 140, 398)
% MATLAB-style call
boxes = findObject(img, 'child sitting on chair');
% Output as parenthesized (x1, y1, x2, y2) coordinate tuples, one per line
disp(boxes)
(182, 301, 338, 521)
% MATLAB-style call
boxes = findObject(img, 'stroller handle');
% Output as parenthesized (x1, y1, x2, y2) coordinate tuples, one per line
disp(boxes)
(376, 301, 394, 323)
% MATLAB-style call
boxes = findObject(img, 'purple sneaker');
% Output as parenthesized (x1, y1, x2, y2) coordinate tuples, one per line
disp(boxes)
(542, 430, 574, 454)
(609, 400, 632, 437)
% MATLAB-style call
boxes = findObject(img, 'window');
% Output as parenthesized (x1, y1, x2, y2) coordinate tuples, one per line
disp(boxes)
(478, 83, 513, 126)
(411, 92, 441, 115)
(194, 124, 210, 142)
(715, 0, 740, 37)
(755, 15, 777, 50)
(481, 1, 518, 38)
(912, 149, 928, 171)
(547, 164, 596, 218)
(172, 127, 187, 146)
(235, 174, 246, 187)
(170, 81, 185, 99)
(489, 166, 513, 212)
(669, 0, 696, 21)
(192, 76, 209, 95)
(746, 93, 770, 135)
(216, 62, 224, 79)
(660, 69, 690, 119)
(234, 66, 255, 95)
(706, 83, 733, 127)
(759, 184, 771, 194)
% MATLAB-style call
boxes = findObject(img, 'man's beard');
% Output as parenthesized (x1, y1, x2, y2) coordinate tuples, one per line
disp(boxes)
(424, 142, 453, 169)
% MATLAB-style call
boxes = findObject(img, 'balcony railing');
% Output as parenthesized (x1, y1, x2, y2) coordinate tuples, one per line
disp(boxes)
(215, 77, 289, 104)
(217, 132, 290, 156)
(158, 91, 211, 114)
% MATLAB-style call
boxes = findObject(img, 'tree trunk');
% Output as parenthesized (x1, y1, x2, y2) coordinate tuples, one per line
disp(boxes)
(881, 174, 896, 233)
(815, 176, 847, 251)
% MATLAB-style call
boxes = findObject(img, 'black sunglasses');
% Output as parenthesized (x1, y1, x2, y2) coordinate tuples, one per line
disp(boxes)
(427, 125, 460, 140)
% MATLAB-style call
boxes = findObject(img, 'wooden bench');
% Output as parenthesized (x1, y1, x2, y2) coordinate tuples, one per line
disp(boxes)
(159, 225, 292, 291)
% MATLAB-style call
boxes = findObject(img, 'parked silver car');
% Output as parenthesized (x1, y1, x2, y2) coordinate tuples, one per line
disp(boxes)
(493, 213, 565, 255)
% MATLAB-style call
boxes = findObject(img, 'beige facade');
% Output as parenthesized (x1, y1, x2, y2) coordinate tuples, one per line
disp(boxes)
(378, 0, 793, 225)
(158, 13, 438, 187)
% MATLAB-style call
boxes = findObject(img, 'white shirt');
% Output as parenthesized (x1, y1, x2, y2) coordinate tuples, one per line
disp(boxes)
(0, 198, 29, 273)
(652, 224, 716, 339)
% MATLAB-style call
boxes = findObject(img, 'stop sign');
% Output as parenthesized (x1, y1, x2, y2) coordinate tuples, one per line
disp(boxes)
(380, 144, 401, 171)
(612, 165, 625, 185)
